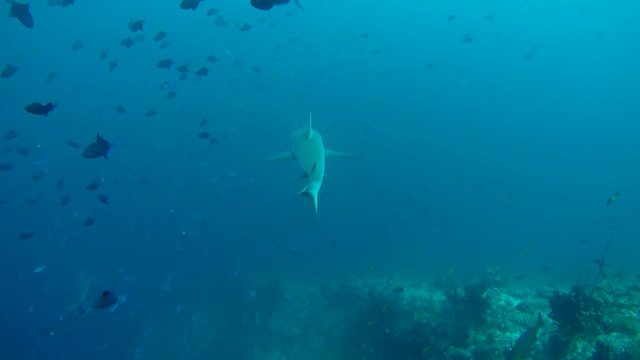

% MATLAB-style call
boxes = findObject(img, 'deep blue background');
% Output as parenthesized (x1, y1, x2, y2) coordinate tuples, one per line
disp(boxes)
(1, 0, 638, 358)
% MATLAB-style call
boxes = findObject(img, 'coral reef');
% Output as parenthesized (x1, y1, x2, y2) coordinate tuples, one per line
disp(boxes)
(263, 272, 640, 360)
(134, 272, 640, 359)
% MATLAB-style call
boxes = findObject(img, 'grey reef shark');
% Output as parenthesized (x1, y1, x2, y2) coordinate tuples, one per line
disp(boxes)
(264, 113, 353, 214)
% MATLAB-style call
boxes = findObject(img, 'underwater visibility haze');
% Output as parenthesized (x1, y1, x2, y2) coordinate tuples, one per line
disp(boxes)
(1, 0, 639, 359)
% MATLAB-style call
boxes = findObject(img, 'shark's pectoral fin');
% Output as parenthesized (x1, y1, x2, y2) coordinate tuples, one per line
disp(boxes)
(262, 150, 296, 162)
(325, 149, 355, 158)
(298, 182, 319, 214)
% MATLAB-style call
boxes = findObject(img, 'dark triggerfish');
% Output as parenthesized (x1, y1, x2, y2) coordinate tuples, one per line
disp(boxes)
(250, 0, 302, 10)
(7, 0, 34, 29)
(506, 313, 544, 360)
(77, 290, 123, 314)
(92, 291, 119, 310)
(1, 64, 19, 78)
(25, 102, 56, 116)
(82, 134, 112, 160)
(179, 0, 203, 10)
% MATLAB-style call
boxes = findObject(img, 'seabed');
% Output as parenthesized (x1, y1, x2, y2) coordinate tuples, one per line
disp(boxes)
(138, 270, 640, 360)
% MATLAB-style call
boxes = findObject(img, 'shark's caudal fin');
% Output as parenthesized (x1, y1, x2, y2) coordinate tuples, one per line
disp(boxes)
(299, 181, 320, 214)
(262, 150, 296, 162)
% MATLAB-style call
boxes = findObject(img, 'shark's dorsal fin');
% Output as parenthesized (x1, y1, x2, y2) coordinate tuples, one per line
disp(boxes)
(307, 112, 313, 139)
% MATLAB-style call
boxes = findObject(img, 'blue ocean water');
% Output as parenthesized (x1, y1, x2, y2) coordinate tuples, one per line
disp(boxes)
(1, 0, 639, 359)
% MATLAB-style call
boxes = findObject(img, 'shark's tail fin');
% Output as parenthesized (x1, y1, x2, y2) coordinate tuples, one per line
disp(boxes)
(299, 180, 320, 214)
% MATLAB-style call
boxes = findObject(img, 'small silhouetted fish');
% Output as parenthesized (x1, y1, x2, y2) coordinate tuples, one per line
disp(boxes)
(158, 81, 170, 90)
(129, 19, 144, 32)
(392, 286, 404, 295)
(46, 72, 57, 83)
(121, 37, 134, 48)
(145, 109, 157, 118)
(47, 0, 74, 7)
(239, 23, 252, 32)
(26, 195, 42, 205)
(66, 140, 80, 149)
(199, 118, 208, 127)
(513, 275, 526, 281)
(1, 64, 18, 78)
(447, 14, 456, 21)
(97, 194, 110, 206)
(25, 102, 56, 116)
(210, 135, 220, 144)
(3, 129, 19, 141)
(83, 217, 95, 226)
(32, 169, 46, 181)
(180, 0, 202, 10)
(540, 266, 550, 272)
(82, 134, 112, 160)
(461, 34, 474, 43)
(252, 66, 262, 74)
(56, 179, 64, 189)
(156, 58, 173, 70)
(59, 195, 70, 207)
(159, 40, 170, 49)
(234, 58, 245, 67)
(206, 8, 218, 16)
(606, 191, 621, 206)
(108, 60, 118, 72)
(198, 131, 210, 139)
(206, 54, 218, 63)
(214, 16, 228, 27)
(92, 290, 119, 310)
(0, 163, 12, 171)
(18, 231, 35, 240)
(153, 31, 167, 42)
(114, 105, 127, 115)
(85, 180, 100, 191)
(195, 67, 208, 77)
(8, 1, 34, 29)
(166, 91, 176, 99)
(71, 40, 83, 51)
(16, 148, 28, 155)
(38, 327, 56, 337)
(176, 64, 190, 73)
(99, 50, 108, 60)
(251, 0, 277, 10)
(251, 0, 301, 11)
(484, 14, 495, 20)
